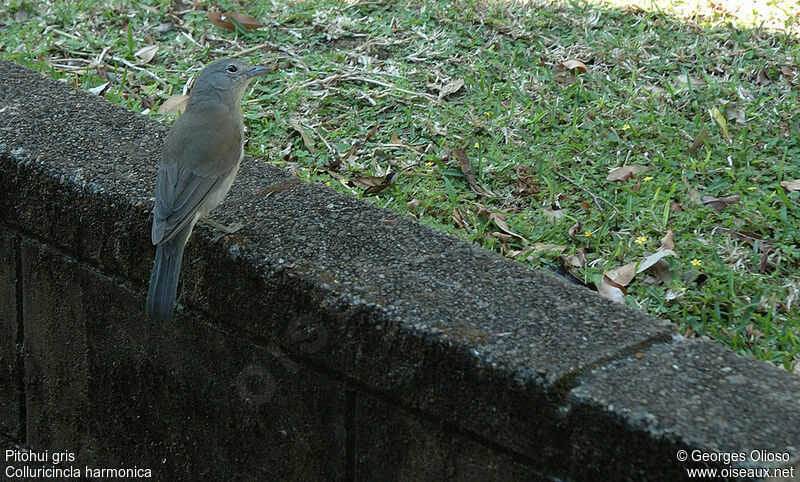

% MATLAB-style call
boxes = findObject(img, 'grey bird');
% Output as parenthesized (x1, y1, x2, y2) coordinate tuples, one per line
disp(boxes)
(147, 58, 271, 322)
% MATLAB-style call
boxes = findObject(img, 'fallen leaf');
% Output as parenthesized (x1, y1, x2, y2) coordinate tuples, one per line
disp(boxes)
(354, 172, 398, 195)
(711, 227, 771, 249)
(363, 123, 379, 142)
(514, 165, 540, 196)
(88, 82, 110, 96)
(568, 222, 582, 239)
(646, 259, 672, 284)
(438, 78, 464, 100)
(453, 148, 487, 197)
(531, 243, 567, 254)
(563, 248, 586, 269)
(674, 73, 705, 89)
(390, 132, 402, 144)
(289, 119, 316, 153)
(559, 59, 588, 74)
(710, 107, 730, 140)
(489, 231, 511, 244)
(660, 230, 675, 250)
(606, 165, 649, 182)
(756, 67, 771, 86)
(688, 126, 708, 154)
(489, 213, 527, 242)
(157, 94, 189, 114)
(542, 208, 566, 223)
(207, 11, 262, 31)
(637, 249, 677, 273)
(725, 107, 746, 124)
(452, 208, 466, 228)
(596, 275, 625, 303)
(134, 45, 158, 63)
(779, 66, 795, 78)
(607, 262, 637, 287)
(780, 179, 800, 191)
(669, 201, 683, 213)
(746, 323, 765, 338)
(701, 193, 740, 212)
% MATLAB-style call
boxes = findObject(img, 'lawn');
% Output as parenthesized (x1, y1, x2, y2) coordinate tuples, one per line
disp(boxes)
(1, 0, 799, 371)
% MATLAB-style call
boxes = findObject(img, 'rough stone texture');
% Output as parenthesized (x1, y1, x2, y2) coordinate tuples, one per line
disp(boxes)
(1, 59, 799, 480)
(20, 238, 348, 480)
(567, 338, 800, 479)
(0, 232, 21, 439)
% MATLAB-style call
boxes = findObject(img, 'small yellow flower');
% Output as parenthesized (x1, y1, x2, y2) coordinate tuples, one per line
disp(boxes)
(643, 176, 653, 182)
(325, 181, 332, 187)
(424, 161, 434, 167)
(635, 236, 647, 246)
(339, 179, 349, 186)
(690, 258, 702, 267)
(474, 142, 480, 149)
(747, 186, 757, 191)
(621, 124, 631, 131)
(584, 230, 592, 238)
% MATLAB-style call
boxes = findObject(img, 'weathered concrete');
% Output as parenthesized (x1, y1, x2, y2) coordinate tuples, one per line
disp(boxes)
(0, 232, 21, 440)
(0, 59, 798, 480)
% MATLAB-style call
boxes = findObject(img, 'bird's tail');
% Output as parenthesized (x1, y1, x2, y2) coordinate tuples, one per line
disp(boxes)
(146, 225, 192, 322)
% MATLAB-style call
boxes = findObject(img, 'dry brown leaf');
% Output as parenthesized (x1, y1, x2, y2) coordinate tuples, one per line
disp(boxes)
(669, 202, 683, 213)
(711, 227, 770, 249)
(289, 119, 316, 153)
(134, 45, 158, 63)
(390, 132, 401, 144)
(489, 213, 527, 242)
(596, 275, 625, 303)
(363, 123, 379, 142)
(607, 262, 637, 287)
(514, 165, 540, 196)
(780, 179, 800, 191)
(452, 208, 466, 229)
(489, 231, 511, 244)
(568, 221, 582, 239)
(355, 172, 398, 195)
(660, 230, 675, 251)
(563, 248, 586, 269)
(688, 126, 708, 154)
(559, 59, 588, 74)
(157, 94, 189, 115)
(207, 11, 262, 31)
(438, 78, 464, 100)
(646, 259, 672, 285)
(453, 148, 487, 197)
(756, 67, 771, 86)
(606, 165, 649, 182)
(542, 208, 565, 223)
(779, 66, 795, 78)
(701, 193, 740, 212)
(746, 324, 765, 338)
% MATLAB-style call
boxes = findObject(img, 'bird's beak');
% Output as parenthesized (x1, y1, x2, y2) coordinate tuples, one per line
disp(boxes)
(246, 65, 273, 78)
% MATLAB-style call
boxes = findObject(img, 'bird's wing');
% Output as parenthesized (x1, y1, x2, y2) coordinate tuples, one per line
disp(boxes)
(151, 110, 243, 245)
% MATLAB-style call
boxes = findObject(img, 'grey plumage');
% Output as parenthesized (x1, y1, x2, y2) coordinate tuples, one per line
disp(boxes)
(147, 58, 271, 321)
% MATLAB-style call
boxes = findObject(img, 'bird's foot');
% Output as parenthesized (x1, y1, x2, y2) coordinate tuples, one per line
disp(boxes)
(201, 218, 243, 241)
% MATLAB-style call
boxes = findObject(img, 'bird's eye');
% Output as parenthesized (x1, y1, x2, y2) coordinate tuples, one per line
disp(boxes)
(226, 64, 238, 73)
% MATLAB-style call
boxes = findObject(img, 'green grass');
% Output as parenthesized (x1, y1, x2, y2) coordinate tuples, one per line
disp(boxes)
(2, 0, 799, 371)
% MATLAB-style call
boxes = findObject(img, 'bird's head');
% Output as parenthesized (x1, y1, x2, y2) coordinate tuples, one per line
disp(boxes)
(190, 58, 271, 105)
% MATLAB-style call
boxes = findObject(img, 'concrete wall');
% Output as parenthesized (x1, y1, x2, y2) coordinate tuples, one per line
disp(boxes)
(1, 60, 798, 480)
